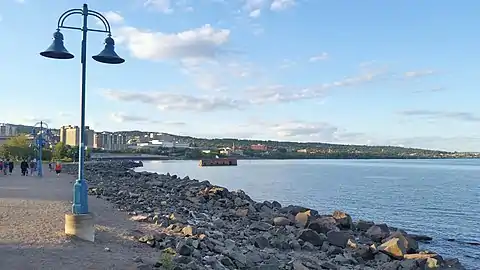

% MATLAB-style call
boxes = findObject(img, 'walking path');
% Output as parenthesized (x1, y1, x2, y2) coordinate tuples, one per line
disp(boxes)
(0, 169, 159, 270)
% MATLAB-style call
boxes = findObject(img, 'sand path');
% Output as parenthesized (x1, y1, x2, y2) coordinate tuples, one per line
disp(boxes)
(0, 168, 159, 270)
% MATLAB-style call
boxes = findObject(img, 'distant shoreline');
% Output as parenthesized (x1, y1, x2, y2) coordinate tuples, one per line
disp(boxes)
(91, 156, 480, 162)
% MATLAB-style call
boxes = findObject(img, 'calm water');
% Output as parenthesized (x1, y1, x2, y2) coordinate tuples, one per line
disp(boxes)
(138, 159, 480, 268)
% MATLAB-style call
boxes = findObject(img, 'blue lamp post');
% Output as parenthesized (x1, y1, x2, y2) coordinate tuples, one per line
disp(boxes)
(40, 4, 125, 215)
(31, 121, 51, 177)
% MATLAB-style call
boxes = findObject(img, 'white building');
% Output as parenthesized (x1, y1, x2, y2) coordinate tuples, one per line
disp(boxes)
(134, 140, 190, 149)
(0, 124, 17, 137)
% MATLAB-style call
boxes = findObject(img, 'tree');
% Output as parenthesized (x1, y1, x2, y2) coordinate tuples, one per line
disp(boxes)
(53, 142, 68, 160)
(0, 135, 34, 160)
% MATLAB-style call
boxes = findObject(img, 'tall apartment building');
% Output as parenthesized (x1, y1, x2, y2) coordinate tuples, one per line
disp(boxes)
(93, 132, 127, 151)
(0, 123, 18, 137)
(59, 125, 95, 149)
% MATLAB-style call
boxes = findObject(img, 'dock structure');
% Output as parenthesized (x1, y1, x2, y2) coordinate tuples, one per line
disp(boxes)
(199, 158, 238, 167)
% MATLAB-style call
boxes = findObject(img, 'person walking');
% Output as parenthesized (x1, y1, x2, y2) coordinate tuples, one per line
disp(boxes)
(0, 159, 3, 176)
(4, 159, 9, 175)
(20, 160, 29, 176)
(8, 160, 14, 175)
(55, 161, 62, 178)
(29, 160, 36, 176)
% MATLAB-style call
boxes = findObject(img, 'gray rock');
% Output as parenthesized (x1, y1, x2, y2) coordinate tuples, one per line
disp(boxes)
(327, 230, 353, 248)
(253, 236, 269, 249)
(356, 220, 374, 231)
(176, 242, 193, 256)
(309, 216, 339, 234)
(273, 217, 291, 226)
(250, 221, 272, 231)
(366, 224, 390, 242)
(298, 229, 326, 246)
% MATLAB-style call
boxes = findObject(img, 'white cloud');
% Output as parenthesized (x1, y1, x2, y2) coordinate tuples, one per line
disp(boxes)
(180, 59, 256, 91)
(243, 0, 267, 11)
(247, 67, 388, 104)
(279, 59, 295, 69)
(399, 110, 480, 122)
(144, 0, 174, 13)
(117, 24, 230, 61)
(103, 89, 246, 112)
(111, 112, 152, 123)
(102, 11, 124, 24)
(111, 112, 187, 126)
(270, 0, 296, 11)
(198, 119, 369, 145)
(58, 111, 72, 118)
(309, 52, 329, 62)
(249, 9, 261, 18)
(22, 116, 52, 124)
(404, 69, 436, 78)
(102, 66, 389, 111)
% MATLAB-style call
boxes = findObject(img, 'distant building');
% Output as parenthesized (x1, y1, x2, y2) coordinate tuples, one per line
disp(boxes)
(149, 132, 175, 142)
(134, 140, 189, 149)
(250, 144, 268, 151)
(94, 132, 127, 151)
(59, 125, 94, 149)
(0, 123, 17, 137)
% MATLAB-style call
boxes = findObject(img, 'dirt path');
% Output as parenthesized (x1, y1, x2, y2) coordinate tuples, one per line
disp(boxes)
(0, 168, 159, 270)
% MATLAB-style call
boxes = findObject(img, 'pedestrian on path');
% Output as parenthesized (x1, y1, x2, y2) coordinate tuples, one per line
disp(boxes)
(55, 161, 62, 178)
(4, 159, 10, 175)
(29, 160, 36, 176)
(0, 160, 3, 175)
(20, 160, 28, 176)
(8, 160, 14, 175)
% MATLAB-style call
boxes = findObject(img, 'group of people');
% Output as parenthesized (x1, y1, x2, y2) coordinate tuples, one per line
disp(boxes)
(0, 159, 62, 177)
(19, 160, 38, 176)
(0, 159, 14, 175)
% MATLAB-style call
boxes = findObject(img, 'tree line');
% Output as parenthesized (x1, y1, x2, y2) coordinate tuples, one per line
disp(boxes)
(0, 135, 90, 161)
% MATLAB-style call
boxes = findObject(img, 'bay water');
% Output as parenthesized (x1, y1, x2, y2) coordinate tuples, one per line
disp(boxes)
(138, 159, 480, 268)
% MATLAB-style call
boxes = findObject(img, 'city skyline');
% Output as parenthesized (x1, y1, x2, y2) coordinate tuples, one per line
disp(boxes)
(0, 1, 479, 151)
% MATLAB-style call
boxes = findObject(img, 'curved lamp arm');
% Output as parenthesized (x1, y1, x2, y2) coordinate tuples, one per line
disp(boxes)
(57, 8, 83, 30)
(87, 10, 112, 34)
(56, 7, 112, 34)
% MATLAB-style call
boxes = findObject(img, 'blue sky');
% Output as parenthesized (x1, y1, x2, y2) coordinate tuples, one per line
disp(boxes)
(0, 0, 479, 151)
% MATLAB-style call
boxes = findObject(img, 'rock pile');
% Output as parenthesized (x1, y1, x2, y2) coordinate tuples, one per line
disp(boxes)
(63, 161, 466, 270)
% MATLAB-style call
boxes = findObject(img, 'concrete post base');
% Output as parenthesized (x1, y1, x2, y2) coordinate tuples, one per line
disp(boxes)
(65, 212, 95, 242)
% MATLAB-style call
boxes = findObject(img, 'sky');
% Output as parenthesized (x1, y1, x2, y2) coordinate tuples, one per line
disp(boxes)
(0, 0, 479, 152)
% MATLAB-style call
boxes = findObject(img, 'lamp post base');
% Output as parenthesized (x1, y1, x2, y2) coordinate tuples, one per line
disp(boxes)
(65, 212, 95, 242)
(72, 179, 89, 214)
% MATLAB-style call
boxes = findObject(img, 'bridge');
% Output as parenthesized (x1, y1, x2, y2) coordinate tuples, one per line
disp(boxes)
(90, 153, 170, 161)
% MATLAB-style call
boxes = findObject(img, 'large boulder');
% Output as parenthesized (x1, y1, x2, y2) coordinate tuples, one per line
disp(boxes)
(365, 224, 390, 242)
(383, 231, 418, 253)
(308, 216, 338, 234)
(332, 210, 353, 229)
(326, 230, 353, 248)
(273, 216, 291, 226)
(295, 211, 312, 228)
(298, 229, 326, 246)
(356, 220, 375, 231)
(377, 237, 407, 259)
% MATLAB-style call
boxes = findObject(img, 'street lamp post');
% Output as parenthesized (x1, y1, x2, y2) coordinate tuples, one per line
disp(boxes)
(32, 121, 51, 177)
(40, 3, 124, 241)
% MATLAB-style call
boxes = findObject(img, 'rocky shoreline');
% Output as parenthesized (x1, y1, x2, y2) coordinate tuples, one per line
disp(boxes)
(63, 161, 466, 270)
